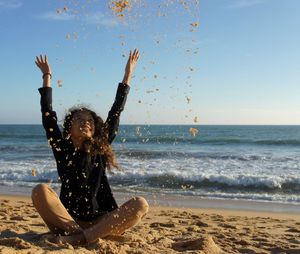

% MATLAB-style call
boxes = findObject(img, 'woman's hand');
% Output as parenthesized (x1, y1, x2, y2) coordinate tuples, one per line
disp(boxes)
(35, 55, 51, 88)
(122, 49, 139, 85)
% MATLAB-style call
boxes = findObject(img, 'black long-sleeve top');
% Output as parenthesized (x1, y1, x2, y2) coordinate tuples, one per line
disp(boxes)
(38, 83, 130, 221)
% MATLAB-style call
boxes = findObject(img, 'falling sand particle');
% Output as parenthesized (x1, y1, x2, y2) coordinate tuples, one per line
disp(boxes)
(57, 80, 63, 87)
(189, 127, 199, 137)
(109, 0, 131, 18)
(31, 169, 36, 176)
(186, 96, 191, 104)
(136, 126, 141, 136)
(190, 22, 199, 27)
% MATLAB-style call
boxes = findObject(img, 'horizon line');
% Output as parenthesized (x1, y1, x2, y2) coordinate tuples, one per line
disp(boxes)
(1, 123, 300, 126)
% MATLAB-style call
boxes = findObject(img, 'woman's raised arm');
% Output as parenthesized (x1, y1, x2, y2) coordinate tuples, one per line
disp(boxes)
(105, 49, 140, 143)
(35, 55, 64, 163)
(122, 49, 139, 85)
(35, 55, 52, 88)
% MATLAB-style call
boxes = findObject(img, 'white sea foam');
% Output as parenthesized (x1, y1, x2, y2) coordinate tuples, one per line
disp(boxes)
(1, 155, 300, 191)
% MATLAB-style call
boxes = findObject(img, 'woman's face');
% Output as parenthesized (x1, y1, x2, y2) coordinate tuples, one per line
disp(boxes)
(70, 111, 95, 141)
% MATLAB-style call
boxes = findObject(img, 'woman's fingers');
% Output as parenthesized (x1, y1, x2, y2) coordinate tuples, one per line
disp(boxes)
(132, 49, 137, 58)
(35, 57, 40, 65)
(35, 54, 50, 73)
(35, 60, 40, 67)
(134, 49, 139, 58)
(36, 56, 41, 65)
(126, 49, 139, 64)
(135, 50, 139, 61)
(36, 54, 49, 64)
(132, 49, 139, 62)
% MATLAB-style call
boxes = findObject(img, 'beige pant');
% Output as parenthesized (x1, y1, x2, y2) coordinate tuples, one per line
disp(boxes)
(31, 183, 149, 243)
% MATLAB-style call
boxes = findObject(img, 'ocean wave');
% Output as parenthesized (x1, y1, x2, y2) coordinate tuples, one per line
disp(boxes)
(0, 134, 45, 139)
(2, 132, 300, 147)
(2, 167, 300, 194)
(254, 140, 300, 146)
(1, 168, 300, 204)
(0, 145, 49, 152)
(114, 136, 300, 146)
(116, 150, 265, 161)
(109, 173, 300, 194)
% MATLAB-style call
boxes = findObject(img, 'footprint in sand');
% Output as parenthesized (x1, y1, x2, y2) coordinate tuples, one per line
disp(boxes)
(234, 239, 251, 246)
(158, 211, 169, 216)
(252, 236, 269, 242)
(214, 232, 227, 239)
(10, 215, 28, 221)
(177, 219, 189, 225)
(238, 247, 260, 254)
(28, 214, 39, 218)
(30, 223, 46, 227)
(286, 227, 300, 233)
(2, 220, 15, 224)
(150, 222, 175, 228)
(16, 201, 26, 204)
(104, 235, 132, 243)
(195, 220, 209, 227)
(186, 225, 202, 232)
(288, 239, 300, 244)
(267, 247, 287, 253)
(171, 236, 222, 253)
(190, 214, 201, 219)
(0, 237, 32, 249)
(257, 242, 277, 249)
(218, 223, 237, 230)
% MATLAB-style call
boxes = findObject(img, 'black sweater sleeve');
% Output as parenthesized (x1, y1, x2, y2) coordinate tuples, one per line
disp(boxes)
(105, 83, 130, 143)
(38, 87, 64, 163)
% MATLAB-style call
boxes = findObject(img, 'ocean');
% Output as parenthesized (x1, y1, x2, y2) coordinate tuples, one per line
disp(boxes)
(1, 124, 300, 206)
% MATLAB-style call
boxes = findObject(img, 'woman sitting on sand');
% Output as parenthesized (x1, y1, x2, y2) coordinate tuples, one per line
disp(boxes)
(32, 49, 149, 245)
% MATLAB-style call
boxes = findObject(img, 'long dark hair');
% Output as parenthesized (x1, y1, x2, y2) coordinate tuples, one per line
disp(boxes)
(62, 107, 119, 171)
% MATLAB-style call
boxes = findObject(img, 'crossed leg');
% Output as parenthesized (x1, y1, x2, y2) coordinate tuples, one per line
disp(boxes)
(31, 184, 149, 245)
(31, 183, 82, 236)
(82, 196, 149, 243)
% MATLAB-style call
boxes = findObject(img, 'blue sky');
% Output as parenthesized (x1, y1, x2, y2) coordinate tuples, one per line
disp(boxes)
(0, 0, 299, 125)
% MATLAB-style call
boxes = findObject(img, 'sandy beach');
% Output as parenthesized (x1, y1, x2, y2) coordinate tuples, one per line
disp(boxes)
(0, 194, 299, 253)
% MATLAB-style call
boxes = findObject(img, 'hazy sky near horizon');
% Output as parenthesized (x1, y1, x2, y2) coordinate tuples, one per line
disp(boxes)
(0, 0, 300, 125)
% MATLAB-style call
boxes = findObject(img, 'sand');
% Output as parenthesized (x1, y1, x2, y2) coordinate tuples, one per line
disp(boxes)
(0, 194, 300, 253)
